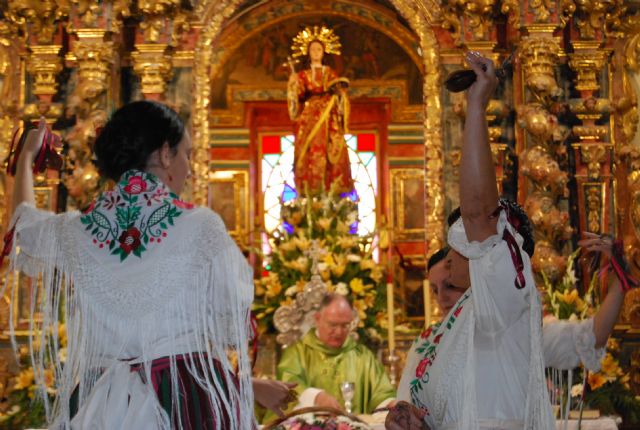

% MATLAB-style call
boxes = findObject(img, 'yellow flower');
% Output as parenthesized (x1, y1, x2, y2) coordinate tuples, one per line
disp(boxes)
(363, 293, 375, 308)
(317, 218, 332, 230)
(292, 235, 310, 251)
(349, 278, 365, 295)
(324, 254, 336, 267)
(325, 281, 335, 293)
(353, 299, 367, 325)
(58, 323, 67, 347)
(12, 368, 34, 390)
(337, 236, 356, 249)
(360, 259, 376, 271)
(331, 255, 347, 277)
(370, 266, 384, 283)
(278, 240, 298, 253)
(556, 289, 586, 311)
(284, 256, 309, 273)
(600, 353, 622, 377)
(336, 221, 350, 234)
(587, 373, 607, 391)
(265, 282, 282, 298)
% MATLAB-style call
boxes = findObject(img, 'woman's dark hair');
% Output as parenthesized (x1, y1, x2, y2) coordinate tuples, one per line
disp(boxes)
(427, 246, 451, 271)
(93, 100, 185, 181)
(447, 199, 535, 257)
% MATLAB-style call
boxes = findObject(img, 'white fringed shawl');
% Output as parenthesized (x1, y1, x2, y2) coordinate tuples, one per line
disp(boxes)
(3, 170, 255, 430)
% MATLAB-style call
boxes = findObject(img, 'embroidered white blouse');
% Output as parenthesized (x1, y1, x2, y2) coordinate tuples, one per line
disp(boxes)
(398, 211, 554, 430)
(4, 171, 255, 430)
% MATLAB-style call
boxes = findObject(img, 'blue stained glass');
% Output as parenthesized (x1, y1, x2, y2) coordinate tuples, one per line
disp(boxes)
(283, 222, 295, 235)
(282, 183, 298, 202)
(341, 189, 359, 202)
(349, 221, 358, 235)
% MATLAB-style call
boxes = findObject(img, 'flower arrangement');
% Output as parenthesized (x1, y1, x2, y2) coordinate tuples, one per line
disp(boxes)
(542, 250, 640, 424)
(252, 190, 386, 344)
(272, 414, 371, 430)
(0, 324, 66, 429)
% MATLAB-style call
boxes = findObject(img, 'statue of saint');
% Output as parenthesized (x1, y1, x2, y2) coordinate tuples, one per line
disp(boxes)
(287, 26, 353, 195)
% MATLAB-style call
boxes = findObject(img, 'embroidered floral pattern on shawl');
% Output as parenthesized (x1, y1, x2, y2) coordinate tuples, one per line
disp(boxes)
(80, 170, 193, 261)
(409, 291, 470, 414)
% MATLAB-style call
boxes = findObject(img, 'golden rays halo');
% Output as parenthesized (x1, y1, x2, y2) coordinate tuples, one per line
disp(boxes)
(291, 25, 342, 58)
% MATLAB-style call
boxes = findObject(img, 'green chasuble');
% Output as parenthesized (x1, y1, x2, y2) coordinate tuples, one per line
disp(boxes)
(277, 330, 396, 415)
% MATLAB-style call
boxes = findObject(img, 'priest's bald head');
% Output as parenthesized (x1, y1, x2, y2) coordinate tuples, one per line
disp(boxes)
(315, 293, 355, 349)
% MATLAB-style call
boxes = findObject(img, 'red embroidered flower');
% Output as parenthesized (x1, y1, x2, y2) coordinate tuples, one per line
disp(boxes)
(453, 305, 464, 317)
(420, 326, 433, 339)
(124, 176, 147, 194)
(173, 198, 194, 210)
(434, 333, 443, 344)
(415, 357, 431, 378)
(118, 227, 142, 254)
(82, 200, 96, 214)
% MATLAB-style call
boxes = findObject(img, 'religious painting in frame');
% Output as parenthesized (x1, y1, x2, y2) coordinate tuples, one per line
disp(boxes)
(390, 168, 425, 241)
(208, 171, 249, 245)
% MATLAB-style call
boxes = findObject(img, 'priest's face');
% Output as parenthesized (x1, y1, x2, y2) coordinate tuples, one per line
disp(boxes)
(429, 253, 468, 315)
(315, 298, 354, 349)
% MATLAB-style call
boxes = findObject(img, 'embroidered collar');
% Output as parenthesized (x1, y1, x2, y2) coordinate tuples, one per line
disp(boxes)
(80, 170, 194, 261)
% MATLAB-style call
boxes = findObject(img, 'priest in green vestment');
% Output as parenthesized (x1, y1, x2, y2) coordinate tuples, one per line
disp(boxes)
(274, 293, 395, 417)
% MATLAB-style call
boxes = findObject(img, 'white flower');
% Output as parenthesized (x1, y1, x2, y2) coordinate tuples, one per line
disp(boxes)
(317, 262, 328, 272)
(58, 347, 67, 364)
(347, 254, 362, 263)
(565, 269, 578, 286)
(336, 282, 349, 296)
(571, 383, 584, 398)
(569, 313, 578, 321)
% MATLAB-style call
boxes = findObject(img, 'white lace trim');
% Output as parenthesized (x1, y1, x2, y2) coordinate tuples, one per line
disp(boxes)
(574, 318, 605, 372)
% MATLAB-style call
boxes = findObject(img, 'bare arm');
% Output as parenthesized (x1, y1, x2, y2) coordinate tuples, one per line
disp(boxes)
(12, 118, 47, 212)
(579, 232, 626, 348)
(459, 52, 500, 242)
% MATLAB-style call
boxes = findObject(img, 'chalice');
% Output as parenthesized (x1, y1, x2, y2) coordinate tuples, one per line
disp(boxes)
(340, 381, 355, 414)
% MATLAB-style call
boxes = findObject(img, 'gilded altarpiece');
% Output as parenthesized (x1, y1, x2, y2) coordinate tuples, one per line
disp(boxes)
(0, 0, 639, 425)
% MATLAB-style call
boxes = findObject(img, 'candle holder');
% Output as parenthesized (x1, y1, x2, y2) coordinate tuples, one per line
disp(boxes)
(387, 349, 399, 386)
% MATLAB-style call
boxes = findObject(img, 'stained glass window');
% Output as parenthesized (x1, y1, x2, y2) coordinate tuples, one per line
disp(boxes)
(261, 133, 378, 237)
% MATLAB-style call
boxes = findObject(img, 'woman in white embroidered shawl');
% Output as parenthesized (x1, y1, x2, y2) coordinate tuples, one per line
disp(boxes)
(5, 101, 290, 429)
(386, 52, 555, 430)
(399, 238, 626, 416)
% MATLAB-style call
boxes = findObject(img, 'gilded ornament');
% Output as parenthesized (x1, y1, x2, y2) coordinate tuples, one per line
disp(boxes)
(6, 0, 70, 43)
(585, 184, 603, 232)
(578, 144, 609, 179)
(572, 0, 625, 39)
(73, 35, 114, 98)
(629, 171, 640, 246)
(27, 45, 63, 95)
(568, 50, 608, 92)
(519, 146, 569, 194)
(291, 26, 342, 58)
(132, 44, 173, 95)
(531, 240, 567, 282)
(440, 0, 497, 45)
(519, 36, 562, 97)
(138, 0, 181, 15)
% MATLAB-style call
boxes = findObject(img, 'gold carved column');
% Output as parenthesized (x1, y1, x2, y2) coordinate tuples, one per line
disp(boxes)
(515, 0, 574, 280)
(132, 0, 190, 100)
(63, 1, 129, 208)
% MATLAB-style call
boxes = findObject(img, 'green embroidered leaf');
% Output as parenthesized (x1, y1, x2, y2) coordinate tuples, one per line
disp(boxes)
(160, 222, 167, 229)
(143, 235, 149, 245)
(92, 210, 112, 230)
(116, 207, 128, 228)
(129, 206, 141, 223)
(80, 216, 91, 225)
(147, 204, 170, 227)
(109, 240, 115, 250)
(91, 227, 99, 235)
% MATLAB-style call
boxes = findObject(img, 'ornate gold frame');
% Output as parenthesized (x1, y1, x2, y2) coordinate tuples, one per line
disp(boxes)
(390, 168, 426, 241)
(208, 170, 249, 245)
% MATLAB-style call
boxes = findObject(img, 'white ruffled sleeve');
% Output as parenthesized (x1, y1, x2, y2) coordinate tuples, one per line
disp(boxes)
(11, 202, 66, 276)
(543, 317, 605, 372)
(448, 210, 531, 335)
